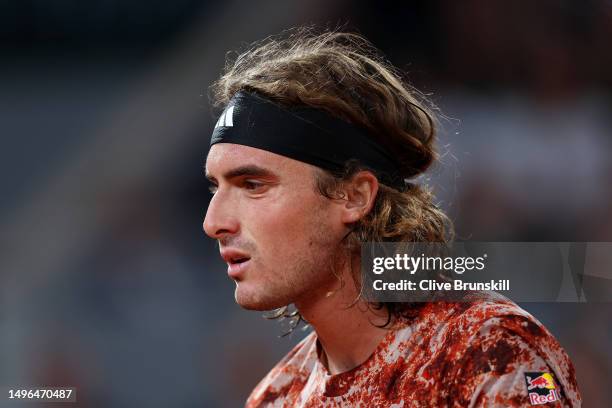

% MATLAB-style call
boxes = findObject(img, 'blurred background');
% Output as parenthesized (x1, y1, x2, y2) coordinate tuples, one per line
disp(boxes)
(1, 0, 611, 406)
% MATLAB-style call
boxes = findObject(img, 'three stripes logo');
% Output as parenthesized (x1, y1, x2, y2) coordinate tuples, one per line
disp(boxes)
(214, 105, 235, 128)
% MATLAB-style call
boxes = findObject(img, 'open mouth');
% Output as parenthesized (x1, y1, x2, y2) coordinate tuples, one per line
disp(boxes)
(226, 255, 251, 278)
(221, 249, 252, 277)
(230, 257, 251, 265)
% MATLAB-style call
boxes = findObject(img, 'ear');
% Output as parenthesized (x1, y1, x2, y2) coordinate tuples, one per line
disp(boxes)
(340, 171, 379, 225)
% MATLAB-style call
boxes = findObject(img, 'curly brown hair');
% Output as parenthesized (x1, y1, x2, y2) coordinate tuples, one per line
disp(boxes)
(210, 27, 453, 332)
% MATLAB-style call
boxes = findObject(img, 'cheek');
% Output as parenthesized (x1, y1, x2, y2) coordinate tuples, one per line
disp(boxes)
(244, 190, 335, 256)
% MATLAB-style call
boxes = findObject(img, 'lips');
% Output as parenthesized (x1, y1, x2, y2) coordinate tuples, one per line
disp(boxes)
(220, 248, 251, 278)
(220, 249, 251, 264)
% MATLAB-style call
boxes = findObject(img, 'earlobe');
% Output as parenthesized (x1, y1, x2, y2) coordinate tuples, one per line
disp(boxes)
(343, 209, 363, 224)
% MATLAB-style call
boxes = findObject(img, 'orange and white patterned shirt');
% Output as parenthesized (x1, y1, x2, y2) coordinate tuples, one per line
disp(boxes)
(246, 294, 581, 407)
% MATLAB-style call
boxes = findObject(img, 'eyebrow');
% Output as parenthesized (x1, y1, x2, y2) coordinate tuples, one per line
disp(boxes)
(205, 164, 278, 183)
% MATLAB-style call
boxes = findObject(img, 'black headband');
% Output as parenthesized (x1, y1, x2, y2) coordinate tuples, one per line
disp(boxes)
(210, 91, 405, 187)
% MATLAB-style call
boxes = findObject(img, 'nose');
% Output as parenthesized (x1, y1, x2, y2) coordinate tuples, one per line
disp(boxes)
(203, 193, 239, 239)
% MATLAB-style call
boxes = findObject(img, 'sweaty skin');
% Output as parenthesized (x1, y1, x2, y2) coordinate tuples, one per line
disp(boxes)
(205, 143, 345, 311)
(204, 143, 392, 375)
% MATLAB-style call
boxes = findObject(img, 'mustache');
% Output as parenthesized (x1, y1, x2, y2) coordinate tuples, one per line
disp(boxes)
(218, 238, 256, 253)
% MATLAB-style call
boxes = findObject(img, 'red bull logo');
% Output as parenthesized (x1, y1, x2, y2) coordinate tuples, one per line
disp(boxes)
(524, 372, 561, 405)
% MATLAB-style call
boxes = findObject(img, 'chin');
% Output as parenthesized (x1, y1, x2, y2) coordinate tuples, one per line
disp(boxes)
(234, 283, 290, 311)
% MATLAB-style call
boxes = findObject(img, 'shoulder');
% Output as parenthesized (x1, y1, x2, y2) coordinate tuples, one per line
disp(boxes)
(404, 292, 567, 350)
(245, 331, 318, 408)
(402, 294, 582, 407)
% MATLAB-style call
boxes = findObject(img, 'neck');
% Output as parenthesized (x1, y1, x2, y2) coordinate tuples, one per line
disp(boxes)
(295, 254, 390, 375)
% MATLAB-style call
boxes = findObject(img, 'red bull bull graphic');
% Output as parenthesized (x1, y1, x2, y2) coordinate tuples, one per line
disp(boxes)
(524, 372, 561, 405)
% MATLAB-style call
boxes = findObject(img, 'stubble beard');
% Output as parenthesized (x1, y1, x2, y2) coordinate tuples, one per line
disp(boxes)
(236, 216, 347, 312)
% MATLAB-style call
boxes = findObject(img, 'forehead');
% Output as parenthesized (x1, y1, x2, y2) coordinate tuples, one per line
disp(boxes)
(205, 143, 311, 177)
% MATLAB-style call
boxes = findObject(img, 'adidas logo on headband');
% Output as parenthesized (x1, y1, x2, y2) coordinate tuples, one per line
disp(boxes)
(214, 105, 235, 128)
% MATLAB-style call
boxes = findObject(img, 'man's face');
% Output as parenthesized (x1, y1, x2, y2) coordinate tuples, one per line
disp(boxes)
(204, 143, 347, 311)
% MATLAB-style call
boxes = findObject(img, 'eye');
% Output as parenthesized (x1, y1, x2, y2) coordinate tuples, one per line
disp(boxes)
(243, 180, 265, 192)
(208, 184, 218, 195)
